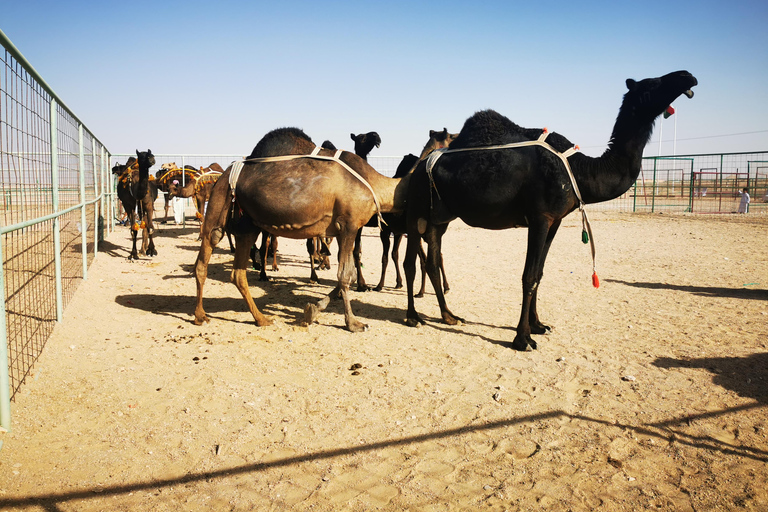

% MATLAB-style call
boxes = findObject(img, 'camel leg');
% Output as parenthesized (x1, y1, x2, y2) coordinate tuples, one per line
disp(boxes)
(320, 237, 332, 270)
(423, 224, 462, 325)
(258, 232, 270, 281)
(528, 219, 561, 334)
(145, 198, 157, 257)
(440, 253, 450, 294)
(304, 226, 366, 332)
(353, 228, 369, 292)
(270, 236, 279, 271)
(404, 225, 424, 327)
(194, 233, 213, 325)
(232, 232, 272, 327)
(374, 229, 391, 291)
(196, 195, 206, 240)
(392, 233, 404, 289)
(306, 238, 320, 283)
(227, 231, 236, 253)
(338, 228, 367, 332)
(194, 171, 234, 325)
(512, 218, 553, 351)
(415, 240, 428, 298)
(128, 210, 139, 260)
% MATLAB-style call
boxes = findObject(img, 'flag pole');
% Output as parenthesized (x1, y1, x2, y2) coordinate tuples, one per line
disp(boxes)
(658, 117, 663, 156)
(673, 106, 677, 156)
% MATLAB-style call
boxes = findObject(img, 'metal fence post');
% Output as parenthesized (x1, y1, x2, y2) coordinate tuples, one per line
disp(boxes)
(79, 125, 88, 280)
(50, 100, 63, 323)
(0, 236, 10, 431)
(92, 142, 99, 255)
(181, 155, 187, 227)
(651, 159, 658, 213)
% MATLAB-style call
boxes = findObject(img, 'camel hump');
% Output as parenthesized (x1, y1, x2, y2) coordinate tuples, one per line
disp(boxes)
(249, 127, 314, 158)
(451, 110, 539, 149)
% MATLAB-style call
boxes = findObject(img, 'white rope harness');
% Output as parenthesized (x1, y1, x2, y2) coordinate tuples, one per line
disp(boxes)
(425, 129, 599, 286)
(228, 147, 385, 227)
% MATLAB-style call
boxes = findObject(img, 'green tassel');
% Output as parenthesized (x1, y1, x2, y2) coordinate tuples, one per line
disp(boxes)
(581, 230, 589, 244)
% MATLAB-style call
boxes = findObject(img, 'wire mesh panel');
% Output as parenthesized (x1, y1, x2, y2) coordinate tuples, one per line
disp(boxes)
(1, 46, 59, 401)
(1, 31, 111, 415)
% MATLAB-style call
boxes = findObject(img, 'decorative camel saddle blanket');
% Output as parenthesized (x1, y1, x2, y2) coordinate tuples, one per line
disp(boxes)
(228, 147, 384, 226)
(425, 129, 599, 287)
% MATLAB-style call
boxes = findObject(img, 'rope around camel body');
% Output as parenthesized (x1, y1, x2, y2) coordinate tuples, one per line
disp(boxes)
(228, 147, 385, 227)
(425, 129, 599, 288)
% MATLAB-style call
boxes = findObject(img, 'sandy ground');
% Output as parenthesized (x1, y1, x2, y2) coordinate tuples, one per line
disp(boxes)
(0, 211, 767, 511)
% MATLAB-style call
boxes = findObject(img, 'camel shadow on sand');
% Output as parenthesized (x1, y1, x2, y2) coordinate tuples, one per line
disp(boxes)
(605, 279, 768, 301)
(653, 353, 768, 404)
(115, 281, 411, 329)
(96, 239, 129, 258)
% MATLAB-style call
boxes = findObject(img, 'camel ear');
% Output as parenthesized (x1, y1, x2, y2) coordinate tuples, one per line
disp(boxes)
(136, 149, 140, 156)
(626, 79, 637, 91)
(429, 130, 437, 137)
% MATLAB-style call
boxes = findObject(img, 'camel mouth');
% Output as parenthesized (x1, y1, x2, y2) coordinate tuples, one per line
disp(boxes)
(684, 89, 694, 99)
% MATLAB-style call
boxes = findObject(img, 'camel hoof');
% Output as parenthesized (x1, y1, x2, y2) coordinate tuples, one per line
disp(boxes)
(511, 335, 536, 351)
(194, 315, 209, 326)
(356, 285, 370, 292)
(531, 323, 551, 335)
(394, 283, 403, 290)
(442, 312, 464, 326)
(256, 316, 273, 327)
(405, 313, 425, 328)
(347, 319, 368, 333)
(304, 303, 320, 325)
(373, 285, 383, 292)
(414, 292, 424, 298)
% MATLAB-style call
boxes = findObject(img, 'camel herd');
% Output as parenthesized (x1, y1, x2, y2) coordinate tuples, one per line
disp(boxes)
(113, 71, 698, 350)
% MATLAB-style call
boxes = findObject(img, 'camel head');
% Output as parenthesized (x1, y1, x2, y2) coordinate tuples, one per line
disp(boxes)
(622, 70, 698, 124)
(136, 149, 156, 169)
(168, 180, 182, 197)
(350, 132, 382, 159)
(112, 156, 137, 175)
(161, 162, 177, 171)
(419, 128, 459, 159)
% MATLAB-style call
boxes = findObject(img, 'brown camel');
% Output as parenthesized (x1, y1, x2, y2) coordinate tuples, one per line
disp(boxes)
(168, 163, 224, 238)
(113, 150, 157, 259)
(155, 163, 199, 223)
(403, 70, 698, 350)
(374, 128, 456, 296)
(194, 127, 408, 332)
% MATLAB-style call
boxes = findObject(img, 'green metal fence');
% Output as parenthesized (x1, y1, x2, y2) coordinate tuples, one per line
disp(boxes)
(0, 29, 112, 430)
(626, 152, 768, 214)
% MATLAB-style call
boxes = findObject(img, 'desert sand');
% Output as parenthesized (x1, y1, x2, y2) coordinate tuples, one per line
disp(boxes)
(0, 210, 766, 511)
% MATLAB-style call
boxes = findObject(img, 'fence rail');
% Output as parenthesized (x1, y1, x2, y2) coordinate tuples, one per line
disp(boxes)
(1, 29, 112, 430)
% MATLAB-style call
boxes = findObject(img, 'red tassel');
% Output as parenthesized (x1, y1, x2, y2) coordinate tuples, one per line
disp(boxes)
(592, 272, 600, 289)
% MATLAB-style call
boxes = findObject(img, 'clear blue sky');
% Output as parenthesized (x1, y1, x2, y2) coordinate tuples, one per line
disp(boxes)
(2, 0, 767, 158)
